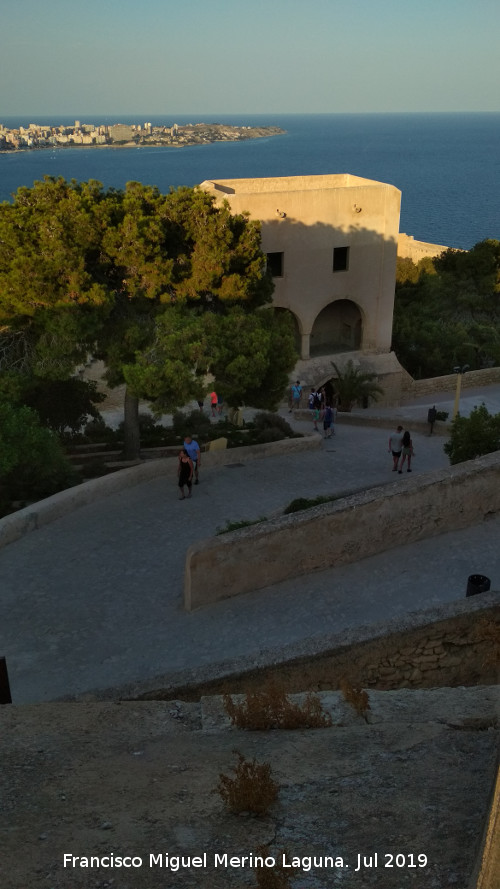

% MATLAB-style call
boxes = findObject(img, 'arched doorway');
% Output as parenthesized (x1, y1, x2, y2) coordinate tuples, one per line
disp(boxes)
(310, 300, 363, 356)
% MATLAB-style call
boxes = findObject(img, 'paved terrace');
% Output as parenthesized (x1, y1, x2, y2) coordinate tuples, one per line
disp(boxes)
(1, 388, 500, 704)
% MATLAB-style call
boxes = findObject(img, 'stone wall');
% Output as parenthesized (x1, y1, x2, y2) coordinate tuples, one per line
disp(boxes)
(397, 232, 452, 261)
(215, 599, 500, 695)
(116, 595, 499, 703)
(402, 366, 500, 399)
(184, 450, 500, 609)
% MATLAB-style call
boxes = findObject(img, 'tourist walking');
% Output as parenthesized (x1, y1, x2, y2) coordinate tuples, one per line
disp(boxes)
(312, 403, 321, 431)
(388, 425, 404, 472)
(183, 434, 201, 484)
(323, 403, 334, 438)
(177, 449, 194, 499)
(210, 391, 218, 417)
(290, 380, 302, 412)
(400, 430, 415, 472)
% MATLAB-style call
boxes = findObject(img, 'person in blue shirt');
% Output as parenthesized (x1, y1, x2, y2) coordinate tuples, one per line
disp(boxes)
(183, 435, 201, 484)
(289, 380, 302, 413)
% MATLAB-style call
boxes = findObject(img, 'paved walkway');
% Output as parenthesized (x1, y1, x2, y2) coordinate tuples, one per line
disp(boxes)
(1, 394, 500, 704)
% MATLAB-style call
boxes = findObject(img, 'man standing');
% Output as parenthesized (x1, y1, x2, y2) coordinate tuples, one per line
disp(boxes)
(183, 434, 201, 484)
(388, 425, 404, 472)
(290, 380, 302, 412)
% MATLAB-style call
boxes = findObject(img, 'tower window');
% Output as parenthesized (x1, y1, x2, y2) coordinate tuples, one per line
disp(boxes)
(333, 247, 349, 272)
(266, 252, 284, 277)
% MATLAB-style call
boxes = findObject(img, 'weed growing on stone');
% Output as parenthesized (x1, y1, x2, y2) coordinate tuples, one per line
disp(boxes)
(283, 494, 336, 514)
(216, 751, 278, 816)
(223, 682, 332, 730)
(340, 678, 371, 720)
(216, 516, 268, 535)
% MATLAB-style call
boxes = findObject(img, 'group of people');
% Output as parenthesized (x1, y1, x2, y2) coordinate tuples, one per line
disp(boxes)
(289, 381, 337, 439)
(308, 388, 337, 438)
(388, 425, 415, 473)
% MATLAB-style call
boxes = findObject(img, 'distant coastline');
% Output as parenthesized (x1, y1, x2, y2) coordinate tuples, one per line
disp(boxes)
(0, 120, 286, 153)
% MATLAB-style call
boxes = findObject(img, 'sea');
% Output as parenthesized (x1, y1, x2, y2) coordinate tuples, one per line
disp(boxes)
(1, 113, 499, 250)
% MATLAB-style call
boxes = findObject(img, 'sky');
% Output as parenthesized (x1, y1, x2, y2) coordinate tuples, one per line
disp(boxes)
(1, 0, 499, 117)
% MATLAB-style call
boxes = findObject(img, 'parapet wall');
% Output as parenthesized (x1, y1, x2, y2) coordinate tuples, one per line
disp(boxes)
(402, 366, 500, 399)
(184, 450, 500, 609)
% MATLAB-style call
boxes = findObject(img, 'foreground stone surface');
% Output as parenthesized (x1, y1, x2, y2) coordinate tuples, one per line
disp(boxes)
(1, 688, 498, 889)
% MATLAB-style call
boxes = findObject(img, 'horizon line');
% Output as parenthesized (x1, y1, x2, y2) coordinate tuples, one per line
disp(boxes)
(2, 110, 499, 119)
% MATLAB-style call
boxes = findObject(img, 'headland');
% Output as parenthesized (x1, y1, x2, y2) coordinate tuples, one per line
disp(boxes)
(0, 120, 286, 152)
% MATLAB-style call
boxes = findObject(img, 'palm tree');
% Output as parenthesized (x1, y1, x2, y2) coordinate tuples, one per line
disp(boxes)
(330, 359, 384, 412)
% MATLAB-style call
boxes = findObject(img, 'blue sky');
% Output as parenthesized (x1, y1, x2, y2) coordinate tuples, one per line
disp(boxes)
(1, 0, 499, 115)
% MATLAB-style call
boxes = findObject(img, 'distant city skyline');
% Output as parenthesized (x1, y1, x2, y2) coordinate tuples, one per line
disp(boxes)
(1, 0, 499, 116)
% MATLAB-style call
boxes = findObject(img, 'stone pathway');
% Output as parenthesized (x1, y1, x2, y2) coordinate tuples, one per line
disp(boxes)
(1, 400, 499, 704)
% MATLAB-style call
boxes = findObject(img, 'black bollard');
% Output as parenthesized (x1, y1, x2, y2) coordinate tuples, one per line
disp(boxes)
(0, 656, 12, 704)
(466, 575, 491, 598)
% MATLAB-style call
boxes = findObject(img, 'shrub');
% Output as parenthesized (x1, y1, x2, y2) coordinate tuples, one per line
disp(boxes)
(0, 400, 77, 501)
(330, 359, 384, 412)
(172, 408, 212, 439)
(444, 403, 500, 464)
(283, 494, 336, 515)
(252, 412, 295, 437)
(23, 377, 105, 433)
(80, 458, 109, 479)
(223, 682, 332, 730)
(117, 412, 171, 446)
(339, 678, 370, 721)
(216, 517, 267, 535)
(216, 751, 278, 816)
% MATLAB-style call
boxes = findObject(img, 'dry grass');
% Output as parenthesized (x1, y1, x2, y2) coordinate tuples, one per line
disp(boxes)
(223, 681, 332, 731)
(216, 751, 279, 816)
(339, 678, 371, 720)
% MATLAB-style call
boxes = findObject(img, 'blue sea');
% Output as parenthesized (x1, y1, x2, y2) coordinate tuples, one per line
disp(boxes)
(1, 113, 499, 250)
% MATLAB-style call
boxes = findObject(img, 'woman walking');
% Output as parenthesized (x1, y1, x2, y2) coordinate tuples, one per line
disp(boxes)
(400, 430, 414, 473)
(178, 448, 194, 499)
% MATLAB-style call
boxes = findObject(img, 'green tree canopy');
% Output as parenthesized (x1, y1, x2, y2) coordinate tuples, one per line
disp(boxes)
(444, 403, 500, 465)
(0, 177, 297, 457)
(392, 240, 500, 379)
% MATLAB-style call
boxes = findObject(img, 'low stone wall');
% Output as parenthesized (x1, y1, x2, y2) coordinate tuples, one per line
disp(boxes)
(403, 367, 500, 400)
(0, 434, 320, 551)
(184, 450, 500, 609)
(207, 597, 500, 696)
(86, 595, 498, 703)
(398, 232, 452, 261)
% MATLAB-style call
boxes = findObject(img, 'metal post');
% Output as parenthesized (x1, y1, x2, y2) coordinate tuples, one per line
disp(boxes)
(0, 657, 12, 704)
(452, 364, 470, 420)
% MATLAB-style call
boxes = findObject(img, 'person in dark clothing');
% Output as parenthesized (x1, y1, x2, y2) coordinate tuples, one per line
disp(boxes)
(177, 449, 193, 499)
